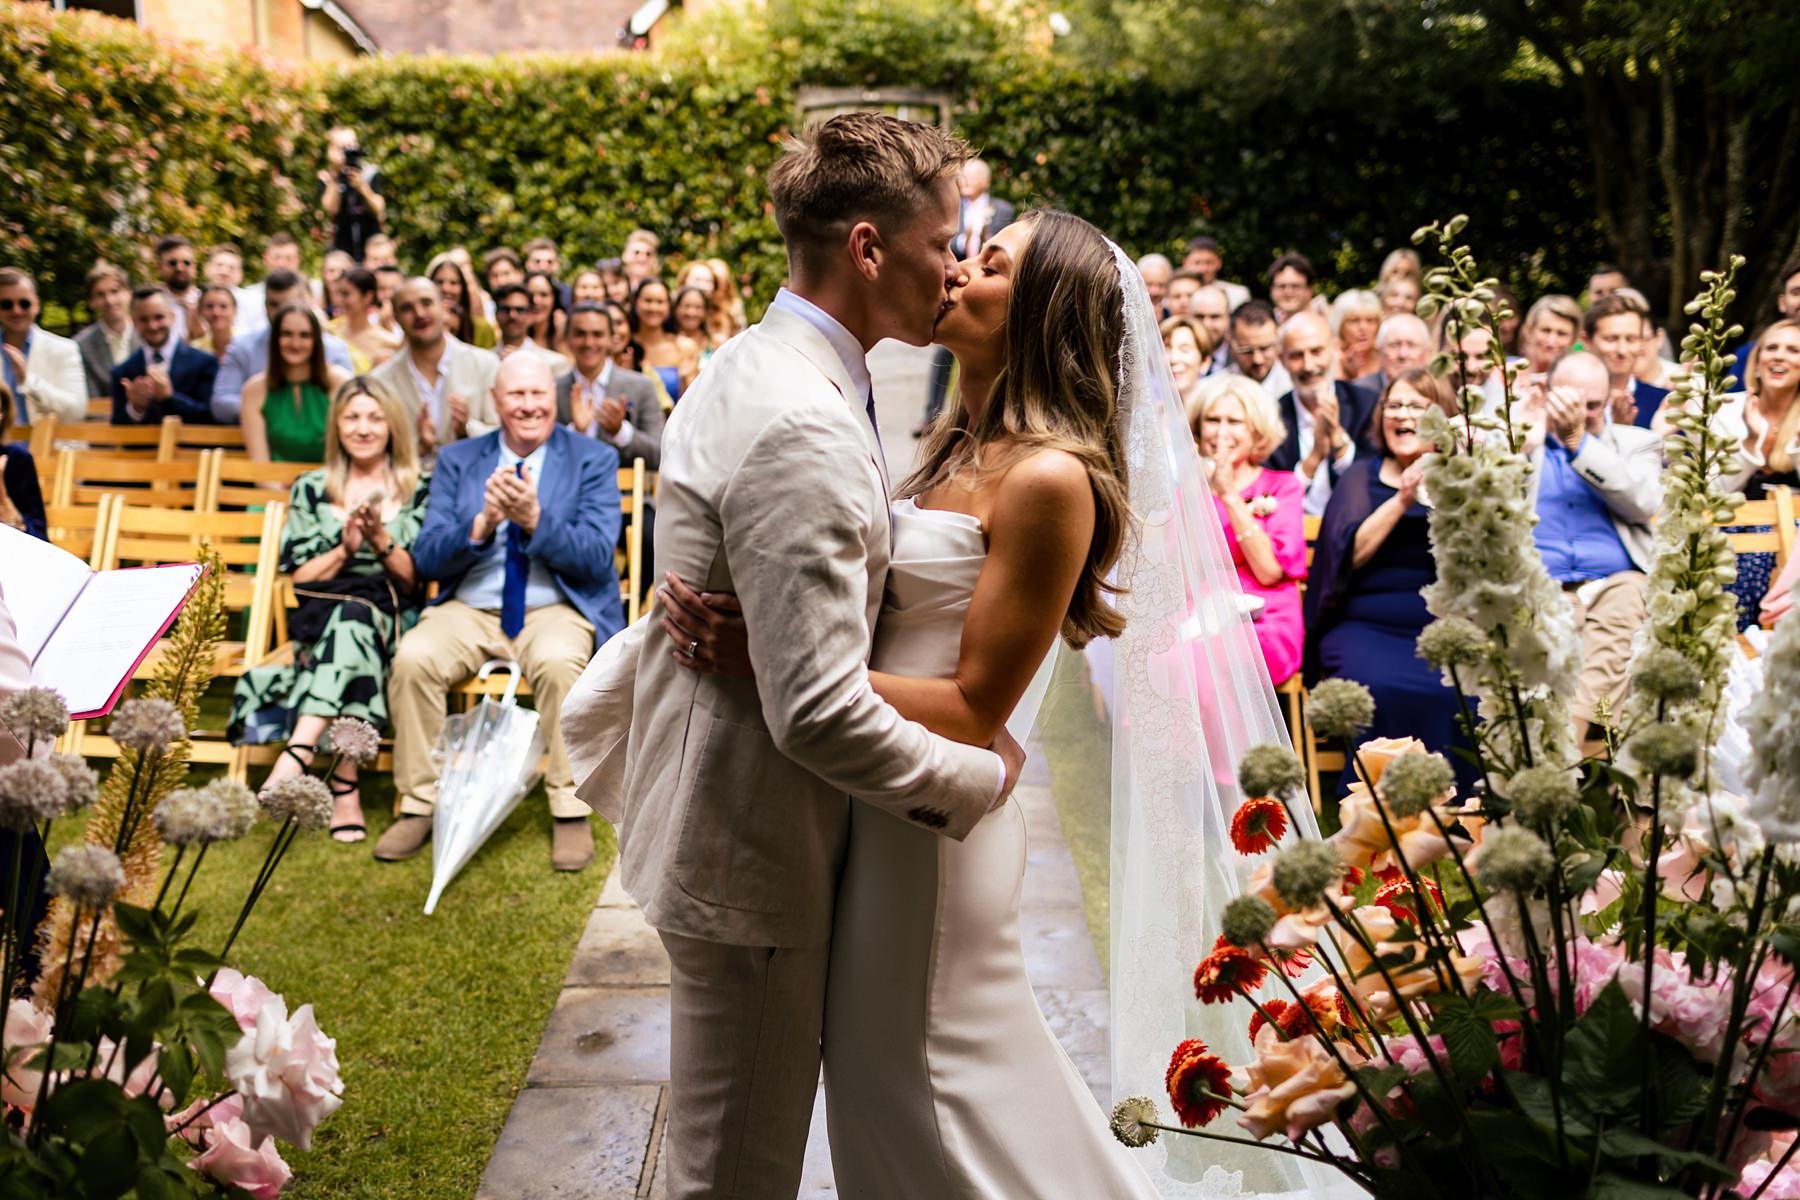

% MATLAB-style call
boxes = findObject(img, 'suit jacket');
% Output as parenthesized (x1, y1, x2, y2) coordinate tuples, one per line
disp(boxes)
(75, 323, 136, 402)
(111, 343, 219, 426)
(367, 338, 501, 447)
(555, 365, 663, 470)
(411, 426, 625, 644)
(953, 195, 1016, 258)
(10, 328, 85, 424)
(1629, 379, 1671, 429)
(1266, 381, 1379, 478)
(1528, 422, 1663, 572)
(1353, 368, 1388, 397)
(560, 302, 1000, 949)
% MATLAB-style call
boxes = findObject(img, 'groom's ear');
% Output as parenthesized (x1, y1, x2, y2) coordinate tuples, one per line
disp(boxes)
(845, 220, 884, 283)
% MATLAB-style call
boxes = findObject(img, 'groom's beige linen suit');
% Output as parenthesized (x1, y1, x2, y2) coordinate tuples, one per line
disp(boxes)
(563, 292, 1001, 1198)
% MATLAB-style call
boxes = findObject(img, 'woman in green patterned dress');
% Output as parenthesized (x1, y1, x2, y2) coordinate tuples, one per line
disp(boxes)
(230, 377, 430, 842)
(241, 302, 353, 463)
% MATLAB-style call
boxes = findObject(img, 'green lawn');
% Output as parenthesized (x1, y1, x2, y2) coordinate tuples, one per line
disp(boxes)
(59, 765, 613, 1199)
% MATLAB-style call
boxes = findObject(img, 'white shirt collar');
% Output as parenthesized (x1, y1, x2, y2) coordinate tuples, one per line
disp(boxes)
(575, 360, 613, 392)
(771, 288, 872, 405)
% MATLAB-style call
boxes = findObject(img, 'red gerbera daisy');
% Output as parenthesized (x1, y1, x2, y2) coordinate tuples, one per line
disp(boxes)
(1230, 797, 1290, 855)
(1248, 998, 1293, 1042)
(1268, 945, 1314, 978)
(1166, 1043, 1234, 1128)
(1344, 864, 1366, 890)
(1193, 944, 1268, 1004)
(1165, 1038, 1210, 1090)
(1276, 1000, 1314, 1039)
(1375, 876, 1444, 924)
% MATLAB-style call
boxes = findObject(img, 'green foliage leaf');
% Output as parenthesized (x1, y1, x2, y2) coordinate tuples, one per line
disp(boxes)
(1432, 996, 1500, 1081)
(1595, 1126, 1731, 1179)
(1563, 980, 1650, 1116)
(156, 1042, 195, 1109)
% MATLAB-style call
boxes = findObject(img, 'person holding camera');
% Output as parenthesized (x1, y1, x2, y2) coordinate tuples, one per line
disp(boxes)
(318, 127, 387, 263)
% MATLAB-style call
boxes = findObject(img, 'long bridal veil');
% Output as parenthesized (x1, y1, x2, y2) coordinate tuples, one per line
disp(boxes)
(1090, 242, 1349, 1197)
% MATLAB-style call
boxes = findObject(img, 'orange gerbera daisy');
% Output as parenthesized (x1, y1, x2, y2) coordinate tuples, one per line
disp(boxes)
(1166, 1041, 1234, 1128)
(1230, 797, 1289, 855)
(1375, 875, 1444, 924)
(1193, 944, 1268, 1004)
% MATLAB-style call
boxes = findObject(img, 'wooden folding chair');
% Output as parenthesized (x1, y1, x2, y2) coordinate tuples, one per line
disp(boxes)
(44, 494, 121, 568)
(169, 421, 248, 460)
(85, 398, 113, 420)
(51, 449, 216, 510)
(47, 417, 180, 460)
(205, 456, 316, 511)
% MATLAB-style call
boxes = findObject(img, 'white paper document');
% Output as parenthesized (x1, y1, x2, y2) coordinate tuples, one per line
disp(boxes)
(0, 526, 202, 718)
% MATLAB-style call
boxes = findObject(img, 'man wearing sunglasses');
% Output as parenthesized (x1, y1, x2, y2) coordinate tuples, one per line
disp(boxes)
(0, 268, 85, 425)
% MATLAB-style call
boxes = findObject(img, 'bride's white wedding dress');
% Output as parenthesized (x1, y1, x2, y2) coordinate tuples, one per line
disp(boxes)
(821, 497, 1159, 1198)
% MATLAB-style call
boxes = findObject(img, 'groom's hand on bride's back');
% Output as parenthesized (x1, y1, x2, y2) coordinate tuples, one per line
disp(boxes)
(659, 571, 753, 677)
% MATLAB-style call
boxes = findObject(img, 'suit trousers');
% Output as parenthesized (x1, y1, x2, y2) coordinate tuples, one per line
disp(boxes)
(660, 931, 829, 1199)
(388, 599, 594, 819)
(1569, 570, 1649, 729)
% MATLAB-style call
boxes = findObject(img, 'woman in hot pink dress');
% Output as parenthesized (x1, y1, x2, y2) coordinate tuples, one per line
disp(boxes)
(1187, 373, 1308, 684)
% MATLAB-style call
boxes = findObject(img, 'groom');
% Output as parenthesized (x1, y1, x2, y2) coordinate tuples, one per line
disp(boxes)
(562, 113, 1025, 1198)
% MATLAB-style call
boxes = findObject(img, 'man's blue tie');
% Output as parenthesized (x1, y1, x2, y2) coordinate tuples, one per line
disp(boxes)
(500, 461, 527, 638)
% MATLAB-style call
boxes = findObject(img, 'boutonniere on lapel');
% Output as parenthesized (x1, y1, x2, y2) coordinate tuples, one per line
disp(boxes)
(1248, 493, 1280, 519)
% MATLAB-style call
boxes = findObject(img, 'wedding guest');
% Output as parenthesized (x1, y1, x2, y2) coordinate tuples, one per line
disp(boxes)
(188, 286, 239, 359)
(674, 260, 717, 296)
(1135, 253, 1172, 315)
(1267, 253, 1317, 323)
(1377, 248, 1421, 288)
(213, 271, 354, 424)
(1269, 311, 1377, 513)
(1446, 323, 1507, 411)
(571, 269, 607, 305)
(630, 279, 698, 402)
(230, 377, 428, 842)
(1587, 264, 1629, 304)
(1708, 317, 1800, 499)
(1355, 313, 1430, 396)
(602, 299, 636, 364)
(671, 286, 713, 363)
(238, 234, 308, 329)
(1377, 274, 1420, 316)
(493, 283, 571, 375)
(1518, 295, 1583, 378)
(241, 303, 353, 462)
(1331, 289, 1382, 382)
(622, 230, 661, 286)
(204, 243, 245, 290)
(378, 353, 625, 871)
(318, 126, 386, 262)
(701, 257, 747, 337)
(368, 278, 500, 460)
(1188, 374, 1306, 685)
(426, 254, 497, 350)
(1226, 300, 1292, 398)
(558, 303, 663, 470)
(524, 270, 569, 356)
(322, 249, 354, 298)
(1493, 282, 1523, 356)
(328, 266, 402, 372)
(483, 247, 525, 299)
(0, 268, 85, 424)
(523, 237, 572, 310)
(1193, 284, 1232, 372)
(1520, 351, 1661, 747)
(597, 258, 633, 305)
(1160, 315, 1213, 408)
(1181, 236, 1250, 309)
(1585, 291, 1666, 428)
(75, 262, 138, 401)
(373, 265, 404, 330)
(1760, 548, 1800, 628)
(112, 286, 218, 426)
(1731, 259, 1800, 389)
(1305, 369, 1472, 786)
(442, 246, 490, 319)
(153, 235, 201, 341)
(0, 384, 46, 541)
(1615, 285, 1675, 383)
(1164, 270, 1203, 319)
(362, 234, 400, 272)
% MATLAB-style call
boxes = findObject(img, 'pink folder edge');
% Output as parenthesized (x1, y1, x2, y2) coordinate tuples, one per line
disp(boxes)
(66, 561, 206, 722)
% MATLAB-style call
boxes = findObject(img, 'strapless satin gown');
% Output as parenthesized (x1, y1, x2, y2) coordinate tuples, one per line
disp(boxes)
(822, 498, 1159, 1198)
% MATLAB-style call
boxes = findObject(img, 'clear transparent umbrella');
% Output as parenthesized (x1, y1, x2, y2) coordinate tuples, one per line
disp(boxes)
(423, 660, 546, 914)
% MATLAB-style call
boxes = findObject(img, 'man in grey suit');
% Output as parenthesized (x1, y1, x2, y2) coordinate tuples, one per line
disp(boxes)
(75, 263, 138, 402)
(555, 303, 662, 470)
(1524, 351, 1663, 749)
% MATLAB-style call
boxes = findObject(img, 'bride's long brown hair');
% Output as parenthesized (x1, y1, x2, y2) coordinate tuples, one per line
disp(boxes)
(901, 209, 1129, 647)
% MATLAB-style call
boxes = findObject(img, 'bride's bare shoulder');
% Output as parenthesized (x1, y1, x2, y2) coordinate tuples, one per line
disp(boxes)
(988, 446, 1094, 533)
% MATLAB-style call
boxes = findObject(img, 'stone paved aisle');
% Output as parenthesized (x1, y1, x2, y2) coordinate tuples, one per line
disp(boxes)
(474, 753, 1110, 1199)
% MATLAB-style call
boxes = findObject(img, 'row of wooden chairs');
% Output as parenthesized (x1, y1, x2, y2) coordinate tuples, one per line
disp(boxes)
(6, 415, 248, 479)
(48, 449, 315, 512)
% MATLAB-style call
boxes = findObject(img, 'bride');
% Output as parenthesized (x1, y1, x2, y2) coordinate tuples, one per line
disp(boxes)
(669, 207, 1333, 1196)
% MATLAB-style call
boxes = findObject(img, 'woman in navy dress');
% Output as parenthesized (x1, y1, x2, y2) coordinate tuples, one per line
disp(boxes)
(0, 383, 46, 541)
(1305, 368, 1474, 790)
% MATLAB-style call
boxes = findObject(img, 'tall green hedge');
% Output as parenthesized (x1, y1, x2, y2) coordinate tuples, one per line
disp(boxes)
(0, 0, 1602, 323)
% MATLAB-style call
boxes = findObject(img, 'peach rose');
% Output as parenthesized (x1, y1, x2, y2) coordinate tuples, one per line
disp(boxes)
(1333, 906, 1485, 1020)
(1352, 737, 1426, 788)
(2, 999, 52, 1111)
(1239, 1032, 1359, 1141)
(1329, 780, 1468, 874)
(191, 1095, 292, 1199)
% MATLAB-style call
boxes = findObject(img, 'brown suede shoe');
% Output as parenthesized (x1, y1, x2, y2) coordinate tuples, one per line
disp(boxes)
(551, 817, 596, 872)
(372, 814, 433, 862)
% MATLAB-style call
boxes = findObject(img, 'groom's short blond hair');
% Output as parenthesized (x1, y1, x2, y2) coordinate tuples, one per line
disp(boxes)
(768, 112, 968, 264)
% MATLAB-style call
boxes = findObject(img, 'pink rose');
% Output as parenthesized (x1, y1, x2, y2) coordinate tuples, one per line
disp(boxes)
(225, 997, 343, 1151)
(1738, 1154, 1800, 1200)
(91, 1037, 168, 1106)
(1239, 1035, 1359, 1142)
(2, 999, 53, 1111)
(191, 1095, 292, 1199)
(211, 969, 279, 1034)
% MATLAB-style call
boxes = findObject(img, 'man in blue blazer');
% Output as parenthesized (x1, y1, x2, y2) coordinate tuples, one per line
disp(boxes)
(381, 354, 623, 871)
(111, 287, 218, 425)
(1264, 312, 1379, 513)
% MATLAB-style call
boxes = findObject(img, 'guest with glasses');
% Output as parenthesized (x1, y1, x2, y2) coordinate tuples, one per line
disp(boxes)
(153, 235, 201, 341)
(1225, 300, 1291, 399)
(0, 268, 85, 424)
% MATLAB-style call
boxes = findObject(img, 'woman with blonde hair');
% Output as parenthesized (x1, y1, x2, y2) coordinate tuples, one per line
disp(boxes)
(230, 377, 431, 842)
(1159, 313, 1212, 406)
(1330, 287, 1382, 380)
(1189, 373, 1306, 684)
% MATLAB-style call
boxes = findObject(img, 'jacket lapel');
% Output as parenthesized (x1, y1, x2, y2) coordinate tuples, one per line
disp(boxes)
(756, 305, 888, 493)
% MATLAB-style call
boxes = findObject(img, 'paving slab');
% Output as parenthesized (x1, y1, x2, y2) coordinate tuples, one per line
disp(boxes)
(526, 987, 671, 1088)
(565, 908, 669, 988)
(475, 1084, 661, 1200)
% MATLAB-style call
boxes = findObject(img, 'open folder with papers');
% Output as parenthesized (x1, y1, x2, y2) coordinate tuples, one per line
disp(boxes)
(0, 526, 202, 719)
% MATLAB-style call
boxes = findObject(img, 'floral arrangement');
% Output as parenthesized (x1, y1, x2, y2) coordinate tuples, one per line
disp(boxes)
(0, 560, 367, 1197)
(1113, 228, 1800, 1198)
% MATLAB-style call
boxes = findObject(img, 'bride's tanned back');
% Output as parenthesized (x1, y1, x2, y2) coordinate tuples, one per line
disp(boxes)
(905, 210, 1130, 647)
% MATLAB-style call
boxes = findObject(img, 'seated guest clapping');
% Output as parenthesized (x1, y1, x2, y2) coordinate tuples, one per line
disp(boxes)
(242, 303, 353, 462)
(213, 270, 354, 423)
(1305, 369, 1472, 786)
(558, 303, 662, 470)
(230, 377, 430, 842)
(1267, 311, 1377, 514)
(189, 285, 240, 359)
(0, 384, 46, 541)
(0, 268, 85, 425)
(75, 263, 138, 402)
(112, 286, 219, 425)
(369, 278, 500, 463)
(1519, 351, 1661, 748)
(1189, 374, 1307, 685)
(377, 354, 625, 871)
